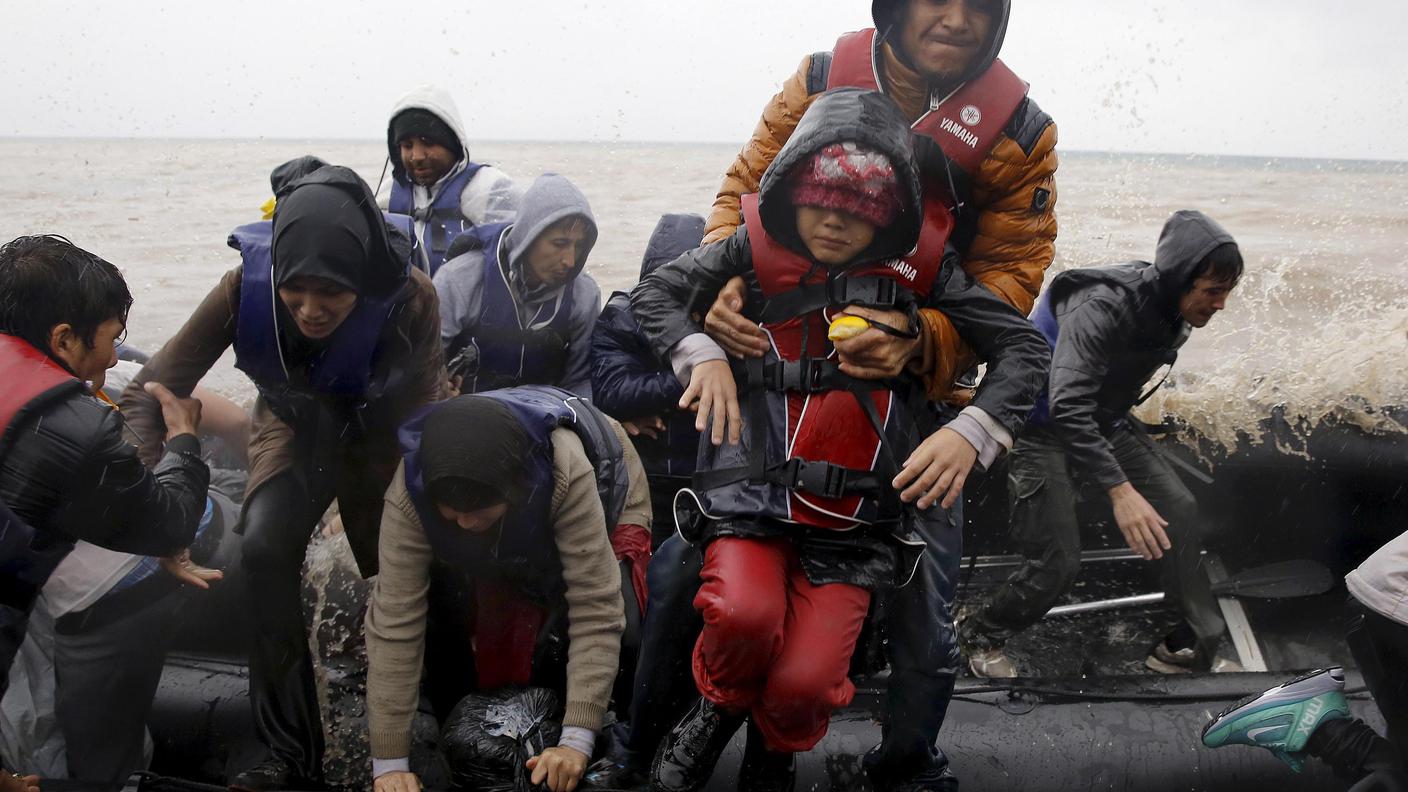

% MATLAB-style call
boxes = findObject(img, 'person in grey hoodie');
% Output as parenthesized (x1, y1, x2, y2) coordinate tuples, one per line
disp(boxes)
(433, 173, 601, 399)
(379, 84, 522, 275)
(958, 210, 1243, 679)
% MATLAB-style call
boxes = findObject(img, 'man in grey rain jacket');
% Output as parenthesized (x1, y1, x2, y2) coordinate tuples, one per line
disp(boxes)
(433, 173, 601, 399)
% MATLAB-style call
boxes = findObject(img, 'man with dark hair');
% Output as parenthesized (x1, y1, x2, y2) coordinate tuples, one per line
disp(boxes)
(957, 210, 1243, 678)
(0, 235, 210, 767)
(380, 84, 521, 275)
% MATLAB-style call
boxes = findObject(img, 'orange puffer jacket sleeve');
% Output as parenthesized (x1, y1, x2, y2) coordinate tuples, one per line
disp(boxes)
(702, 56, 821, 244)
(919, 121, 1059, 402)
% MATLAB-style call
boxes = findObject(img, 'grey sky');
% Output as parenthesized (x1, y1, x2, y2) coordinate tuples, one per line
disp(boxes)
(4, 0, 1406, 159)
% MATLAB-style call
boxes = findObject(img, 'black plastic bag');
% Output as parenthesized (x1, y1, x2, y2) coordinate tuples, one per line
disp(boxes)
(442, 686, 562, 792)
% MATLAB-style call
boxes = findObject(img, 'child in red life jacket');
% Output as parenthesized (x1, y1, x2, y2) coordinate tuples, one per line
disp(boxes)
(628, 89, 1049, 792)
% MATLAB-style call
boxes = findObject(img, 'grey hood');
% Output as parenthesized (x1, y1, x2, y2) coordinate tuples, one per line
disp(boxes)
(503, 173, 598, 305)
(871, 0, 1011, 88)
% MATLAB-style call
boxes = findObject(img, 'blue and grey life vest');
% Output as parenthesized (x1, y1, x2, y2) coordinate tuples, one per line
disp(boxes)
(398, 385, 628, 602)
(389, 162, 485, 276)
(450, 223, 575, 394)
(229, 216, 413, 426)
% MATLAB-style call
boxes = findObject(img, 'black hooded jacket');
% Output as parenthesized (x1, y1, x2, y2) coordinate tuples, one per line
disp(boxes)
(0, 357, 208, 558)
(591, 213, 706, 479)
(631, 88, 1048, 440)
(1042, 210, 1238, 489)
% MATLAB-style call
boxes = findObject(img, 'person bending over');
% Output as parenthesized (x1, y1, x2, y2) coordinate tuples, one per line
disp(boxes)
(366, 386, 653, 792)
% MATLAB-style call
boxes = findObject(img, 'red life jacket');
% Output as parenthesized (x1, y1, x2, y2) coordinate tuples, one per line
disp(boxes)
(0, 333, 86, 616)
(827, 28, 1030, 179)
(737, 194, 945, 529)
(827, 26, 1030, 226)
(0, 334, 83, 444)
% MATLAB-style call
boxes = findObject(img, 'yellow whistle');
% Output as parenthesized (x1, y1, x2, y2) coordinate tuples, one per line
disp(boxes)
(260, 197, 277, 220)
(827, 315, 871, 341)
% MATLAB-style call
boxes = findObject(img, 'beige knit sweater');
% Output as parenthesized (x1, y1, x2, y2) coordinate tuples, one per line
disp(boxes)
(364, 421, 651, 759)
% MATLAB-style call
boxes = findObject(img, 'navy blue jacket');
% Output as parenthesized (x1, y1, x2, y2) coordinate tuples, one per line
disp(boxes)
(591, 213, 705, 480)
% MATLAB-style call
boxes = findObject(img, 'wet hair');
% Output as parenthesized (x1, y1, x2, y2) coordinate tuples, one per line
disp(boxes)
(0, 235, 132, 354)
(1188, 242, 1244, 289)
(426, 475, 509, 514)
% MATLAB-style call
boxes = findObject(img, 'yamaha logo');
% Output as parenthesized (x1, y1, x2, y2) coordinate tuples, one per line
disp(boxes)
(960, 105, 982, 126)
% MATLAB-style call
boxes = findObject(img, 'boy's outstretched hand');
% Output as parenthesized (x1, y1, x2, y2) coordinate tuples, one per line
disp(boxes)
(681, 359, 741, 447)
(893, 428, 978, 510)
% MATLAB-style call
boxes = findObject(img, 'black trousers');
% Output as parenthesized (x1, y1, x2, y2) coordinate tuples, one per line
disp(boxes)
(237, 470, 336, 780)
(964, 423, 1225, 659)
(53, 588, 184, 783)
(1307, 598, 1408, 790)
(620, 534, 703, 763)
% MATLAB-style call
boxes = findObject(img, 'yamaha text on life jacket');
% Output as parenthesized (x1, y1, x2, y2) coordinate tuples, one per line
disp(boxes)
(826, 28, 1029, 231)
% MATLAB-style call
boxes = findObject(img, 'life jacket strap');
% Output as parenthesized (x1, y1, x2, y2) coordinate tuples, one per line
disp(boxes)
(743, 358, 890, 395)
(692, 458, 883, 501)
(758, 276, 911, 324)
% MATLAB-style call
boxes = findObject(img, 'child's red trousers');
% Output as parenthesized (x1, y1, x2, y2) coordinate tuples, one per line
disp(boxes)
(691, 536, 871, 751)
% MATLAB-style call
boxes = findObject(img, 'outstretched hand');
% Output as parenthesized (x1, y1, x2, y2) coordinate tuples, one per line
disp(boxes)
(704, 276, 769, 359)
(892, 428, 978, 510)
(159, 549, 224, 590)
(680, 359, 741, 447)
(1108, 482, 1171, 560)
(526, 746, 588, 792)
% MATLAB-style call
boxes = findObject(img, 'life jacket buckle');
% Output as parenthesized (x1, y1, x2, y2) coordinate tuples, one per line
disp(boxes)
(829, 276, 898, 309)
(779, 458, 849, 501)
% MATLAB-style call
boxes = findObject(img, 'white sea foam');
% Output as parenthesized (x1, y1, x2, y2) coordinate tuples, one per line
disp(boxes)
(2, 139, 1404, 452)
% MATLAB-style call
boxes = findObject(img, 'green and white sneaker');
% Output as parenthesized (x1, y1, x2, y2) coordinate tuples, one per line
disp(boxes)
(1201, 667, 1351, 771)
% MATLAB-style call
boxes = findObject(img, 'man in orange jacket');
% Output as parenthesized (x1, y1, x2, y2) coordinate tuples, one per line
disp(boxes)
(598, 3, 1059, 791)
(704, 0, 1055, 406)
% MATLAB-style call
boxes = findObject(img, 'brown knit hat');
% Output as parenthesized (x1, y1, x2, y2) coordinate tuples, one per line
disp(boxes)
(789, 142, 904, 227)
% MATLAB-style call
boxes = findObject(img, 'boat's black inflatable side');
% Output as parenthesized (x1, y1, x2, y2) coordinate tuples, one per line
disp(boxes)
(148, 658, 1388, 791)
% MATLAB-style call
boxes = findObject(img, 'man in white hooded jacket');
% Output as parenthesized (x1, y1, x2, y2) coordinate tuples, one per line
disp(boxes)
(379, 84, 522, 275)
